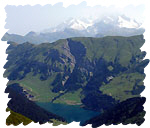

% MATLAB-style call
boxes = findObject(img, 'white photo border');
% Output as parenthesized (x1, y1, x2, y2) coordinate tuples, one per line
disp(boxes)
(0, 0, 150, 128)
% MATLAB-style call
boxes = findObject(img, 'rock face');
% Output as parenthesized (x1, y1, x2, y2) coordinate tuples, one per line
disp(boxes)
(4, 35, 149, 126)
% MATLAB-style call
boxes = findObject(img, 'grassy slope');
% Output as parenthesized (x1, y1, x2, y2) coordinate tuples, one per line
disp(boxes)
(7, 72, 59, 102)
(71, 35, 144, 66)
(6, 108, 32, 126)
(53, 88, 82, 105)
(100, 72, 145, 101)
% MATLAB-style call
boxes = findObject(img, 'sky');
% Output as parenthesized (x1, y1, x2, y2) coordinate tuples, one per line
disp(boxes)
(5, 2, 145, 35)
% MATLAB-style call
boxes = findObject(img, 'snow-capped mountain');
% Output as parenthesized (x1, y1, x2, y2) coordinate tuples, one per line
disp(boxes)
(2, 15, 144, 44)
(97, 15, 141, 29)
(63, 18, 93, 30)
(43, 17, 94, 33)
(43, 15, 143, 35)
(85, 15, 143, 37)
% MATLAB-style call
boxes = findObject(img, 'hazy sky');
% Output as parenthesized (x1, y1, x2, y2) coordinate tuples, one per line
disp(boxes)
(5, 2, 145, 35)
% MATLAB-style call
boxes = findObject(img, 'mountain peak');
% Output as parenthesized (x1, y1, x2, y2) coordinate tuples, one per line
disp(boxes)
(69, 18, 93, 30)
(25, 31, 37, 37)
(118, 15, 140, 29)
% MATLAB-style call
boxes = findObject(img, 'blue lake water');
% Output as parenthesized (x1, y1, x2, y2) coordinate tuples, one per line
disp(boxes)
(36, 102, 100, 125)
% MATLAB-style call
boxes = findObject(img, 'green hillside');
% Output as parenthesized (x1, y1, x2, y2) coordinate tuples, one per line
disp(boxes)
(4, 35, 148, 104)
(4, 35, 149, 126)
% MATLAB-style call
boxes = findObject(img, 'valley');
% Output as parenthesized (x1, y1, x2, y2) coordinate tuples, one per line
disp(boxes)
(4, 35, 149, 126)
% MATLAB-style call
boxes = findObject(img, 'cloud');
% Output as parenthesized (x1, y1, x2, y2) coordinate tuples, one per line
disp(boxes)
(5, 2, 144, 35)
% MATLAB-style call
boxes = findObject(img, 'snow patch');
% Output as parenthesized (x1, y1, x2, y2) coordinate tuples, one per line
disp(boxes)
(107, 16, 114, 21)
(118, 16, 140, 29)
(69, 19, 93, 30)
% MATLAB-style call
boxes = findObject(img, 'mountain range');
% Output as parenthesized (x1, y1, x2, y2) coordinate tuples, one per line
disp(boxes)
(4, 35, 149, 126)
(2, 15, 144, 44)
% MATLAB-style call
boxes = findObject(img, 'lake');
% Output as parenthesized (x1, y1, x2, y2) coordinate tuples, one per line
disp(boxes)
(36, 102, 100, 125)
